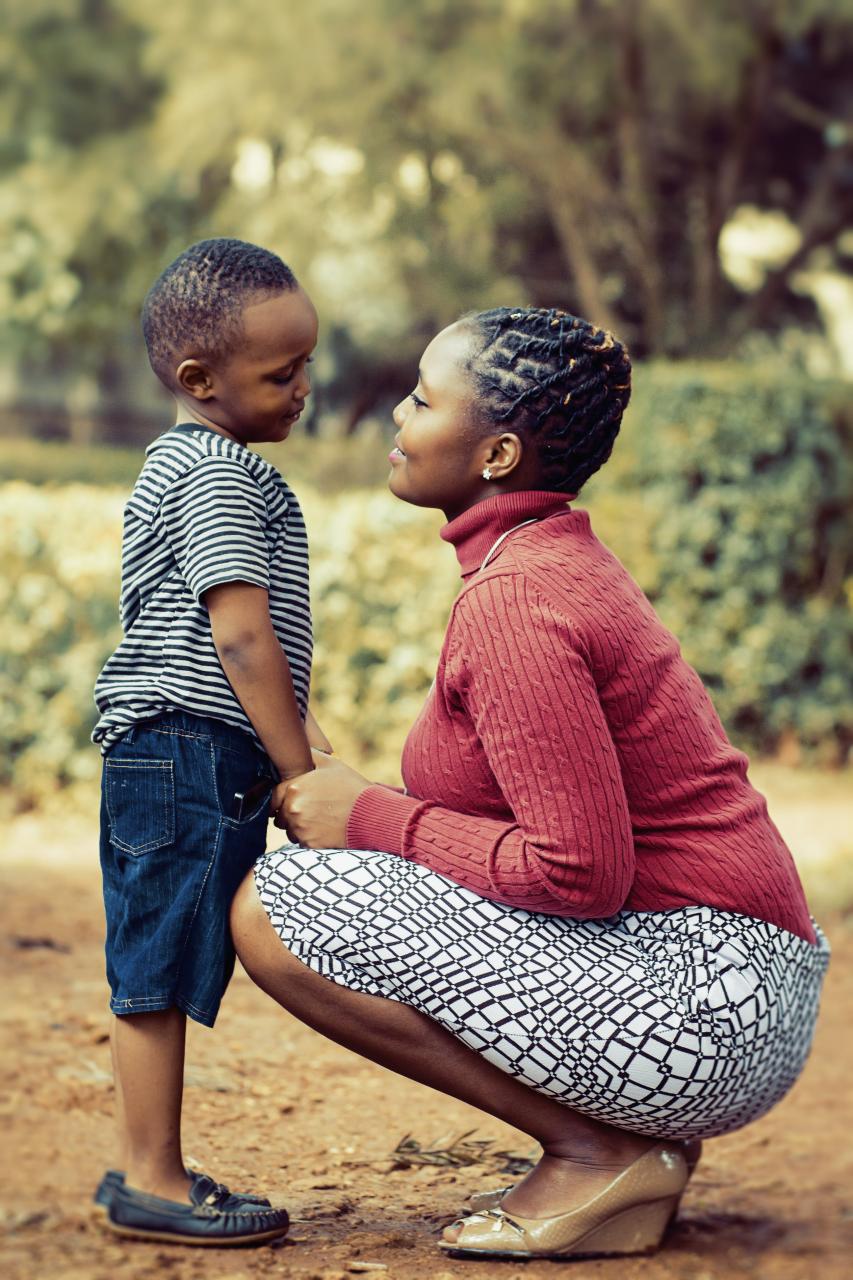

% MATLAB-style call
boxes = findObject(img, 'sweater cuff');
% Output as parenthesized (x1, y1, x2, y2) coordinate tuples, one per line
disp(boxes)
(346, 784, 422, 854)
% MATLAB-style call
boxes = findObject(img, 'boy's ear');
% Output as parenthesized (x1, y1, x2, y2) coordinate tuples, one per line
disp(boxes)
(176, 358, 215, 401)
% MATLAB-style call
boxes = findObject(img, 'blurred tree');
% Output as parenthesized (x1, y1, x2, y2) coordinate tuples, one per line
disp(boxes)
(0, 0, 224, 427)
(1, 1, 159, 361)
(1, 0, 851, 425)
(276, 0, 853, 357)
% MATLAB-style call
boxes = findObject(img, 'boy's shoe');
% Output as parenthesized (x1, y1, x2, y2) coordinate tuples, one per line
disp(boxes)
(93, 1168, 272, 1216)
(93, 1169, 125, 1214)
(102, 1174, 289, 1246)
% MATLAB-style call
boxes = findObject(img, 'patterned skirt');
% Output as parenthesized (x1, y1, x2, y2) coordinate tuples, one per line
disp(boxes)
(254, 845, 830, 1140)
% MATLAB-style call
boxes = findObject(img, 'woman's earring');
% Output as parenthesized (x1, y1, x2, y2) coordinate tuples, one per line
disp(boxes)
(482, 467, 493, 480)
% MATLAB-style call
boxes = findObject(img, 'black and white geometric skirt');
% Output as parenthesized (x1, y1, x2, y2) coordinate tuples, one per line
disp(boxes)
(254, 845, 830, 1140)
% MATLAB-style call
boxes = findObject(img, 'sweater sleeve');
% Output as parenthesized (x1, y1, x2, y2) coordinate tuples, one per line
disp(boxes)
(347, 574, 635, 917)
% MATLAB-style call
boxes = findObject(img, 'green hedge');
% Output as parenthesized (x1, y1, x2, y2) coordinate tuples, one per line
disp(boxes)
(1, 361, 850, 811)
(584, 363, 853, 761)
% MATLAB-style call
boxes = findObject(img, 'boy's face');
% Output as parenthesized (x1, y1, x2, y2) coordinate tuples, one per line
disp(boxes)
(178, 288, 319, 444)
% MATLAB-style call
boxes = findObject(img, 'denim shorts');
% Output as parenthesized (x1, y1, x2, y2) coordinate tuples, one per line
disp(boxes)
(99, 710, 275, 1027)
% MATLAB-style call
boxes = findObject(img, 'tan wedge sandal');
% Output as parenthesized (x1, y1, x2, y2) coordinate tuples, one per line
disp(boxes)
(466, 1136, 702, 1214)
(441, 1141, 688, 1260)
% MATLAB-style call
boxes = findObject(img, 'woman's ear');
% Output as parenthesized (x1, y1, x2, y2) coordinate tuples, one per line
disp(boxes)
(483, 432, 524, 479)
(176, 358, 214, 401)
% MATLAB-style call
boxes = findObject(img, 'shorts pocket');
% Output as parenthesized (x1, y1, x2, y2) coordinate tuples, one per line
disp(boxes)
(105, 758, 176, 855)
(210, 742, 274, 826)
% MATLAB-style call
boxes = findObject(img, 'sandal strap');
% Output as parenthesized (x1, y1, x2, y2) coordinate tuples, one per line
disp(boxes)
(455, 1208, 527, 1243)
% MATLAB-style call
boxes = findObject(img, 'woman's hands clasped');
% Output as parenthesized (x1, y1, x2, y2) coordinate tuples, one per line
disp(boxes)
(271, 750, 371, 848)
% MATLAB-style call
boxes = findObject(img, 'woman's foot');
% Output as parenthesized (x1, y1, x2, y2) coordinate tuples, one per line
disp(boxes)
(445, 1132, 656, 1245)
(465, 1135, 704, 1215)
(442, 1141, 688, 1259)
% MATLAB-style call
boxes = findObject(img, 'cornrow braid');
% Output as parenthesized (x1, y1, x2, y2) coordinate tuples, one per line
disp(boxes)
(461, 306, 631, 493)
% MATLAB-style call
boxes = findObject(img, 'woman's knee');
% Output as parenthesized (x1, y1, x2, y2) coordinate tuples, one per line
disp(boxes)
(231, 872, 281, 976)
(229, 871, 313, 996)
(230, 871, 262, 946)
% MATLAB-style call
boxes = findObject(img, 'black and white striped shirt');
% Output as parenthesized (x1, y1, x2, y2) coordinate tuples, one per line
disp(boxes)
(93, 424, 312, 751)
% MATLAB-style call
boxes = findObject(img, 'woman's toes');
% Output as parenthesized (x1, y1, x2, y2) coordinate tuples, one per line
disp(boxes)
(442, 1220, 464, 1243)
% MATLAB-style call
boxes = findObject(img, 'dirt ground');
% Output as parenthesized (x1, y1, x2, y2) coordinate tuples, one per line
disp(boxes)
(1, 810, 851, 1280)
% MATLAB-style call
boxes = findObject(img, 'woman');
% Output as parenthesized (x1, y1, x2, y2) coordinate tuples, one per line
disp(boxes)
(230, 306, 829, 1261)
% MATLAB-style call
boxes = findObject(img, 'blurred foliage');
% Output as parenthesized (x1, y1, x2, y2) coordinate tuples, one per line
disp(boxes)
(0, 437, 143, 488)
(0, 478, 453, 808)
(1, 362, 850, 810)
(0, 431, 392, 491)
(588, 364, 853, 762)
(1, 0, 851, 415)
(0, 481, 127, 804)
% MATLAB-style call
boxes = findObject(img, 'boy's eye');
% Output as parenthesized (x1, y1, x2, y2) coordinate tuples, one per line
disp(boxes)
(410, 391, 427, 408)
(272, 356, 313, 385)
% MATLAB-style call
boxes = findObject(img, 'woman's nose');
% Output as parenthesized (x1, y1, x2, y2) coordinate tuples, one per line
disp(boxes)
(392, 399, 406, 427)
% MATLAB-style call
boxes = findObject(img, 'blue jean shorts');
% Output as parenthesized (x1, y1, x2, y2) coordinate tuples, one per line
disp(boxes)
(99, 710, 275, 1027)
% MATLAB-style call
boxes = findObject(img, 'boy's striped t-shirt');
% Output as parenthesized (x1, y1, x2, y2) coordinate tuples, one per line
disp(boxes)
(93, 424, 312, 751)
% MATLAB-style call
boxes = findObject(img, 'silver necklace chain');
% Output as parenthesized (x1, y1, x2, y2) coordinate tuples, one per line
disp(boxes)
(422, 516, 542, 707)
(478, 518, 540, 572)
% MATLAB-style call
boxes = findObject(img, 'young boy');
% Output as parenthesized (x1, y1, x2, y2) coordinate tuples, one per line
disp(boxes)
(92, 238, 329, 1245)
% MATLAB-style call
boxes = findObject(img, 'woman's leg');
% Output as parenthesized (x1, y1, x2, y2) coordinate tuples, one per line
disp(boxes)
(231, 875, 657, 1224)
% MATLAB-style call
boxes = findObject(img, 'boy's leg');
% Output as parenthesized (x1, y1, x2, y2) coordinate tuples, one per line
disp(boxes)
(103, 1000, 289, 1244)
(111, 1007, 192, 1201)
(108, 1021, 126, 1169)
(98, 715, 281, 1234)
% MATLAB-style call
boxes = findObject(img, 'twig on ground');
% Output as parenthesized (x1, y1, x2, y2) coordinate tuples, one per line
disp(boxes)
(387, 1131, 537, 1174)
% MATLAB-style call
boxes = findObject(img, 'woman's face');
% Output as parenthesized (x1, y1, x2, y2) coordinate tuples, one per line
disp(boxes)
(389, 322, 494, 519)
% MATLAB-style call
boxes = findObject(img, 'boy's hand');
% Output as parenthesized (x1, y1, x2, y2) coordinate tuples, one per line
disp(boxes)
(272, 751, 369, 848)
(269, 769, 315, 830)
(269, 780, 292, 826)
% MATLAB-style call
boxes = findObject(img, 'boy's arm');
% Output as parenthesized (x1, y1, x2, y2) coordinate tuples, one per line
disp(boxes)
(205, 581, 313, 782)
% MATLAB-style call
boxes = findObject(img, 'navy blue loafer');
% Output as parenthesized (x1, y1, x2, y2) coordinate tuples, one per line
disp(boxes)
(93, 1167, 272, 1216)
(93, 1169, 124, 1215)
(102, 1174, 289, 1245)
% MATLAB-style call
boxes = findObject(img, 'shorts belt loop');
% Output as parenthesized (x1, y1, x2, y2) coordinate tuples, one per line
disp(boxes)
(124, 725, 136, 745)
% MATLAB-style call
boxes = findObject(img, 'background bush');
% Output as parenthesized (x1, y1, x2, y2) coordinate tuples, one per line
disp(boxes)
(0, 481, 456, 809)
(1, 362, 851, 811)
(589, 364, 853, 762)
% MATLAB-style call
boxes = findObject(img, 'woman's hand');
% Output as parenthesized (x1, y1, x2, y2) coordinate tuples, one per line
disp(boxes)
(304, 705, 334, 754)
(273, 750, 370, 848)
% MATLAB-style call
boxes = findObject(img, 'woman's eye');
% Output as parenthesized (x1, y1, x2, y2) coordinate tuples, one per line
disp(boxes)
(410, 391, 427, 408)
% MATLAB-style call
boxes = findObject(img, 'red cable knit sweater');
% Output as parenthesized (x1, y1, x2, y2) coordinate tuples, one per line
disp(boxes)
(346, 491, 816, 943)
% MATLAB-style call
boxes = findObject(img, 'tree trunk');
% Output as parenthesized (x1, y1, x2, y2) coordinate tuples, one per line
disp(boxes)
(476, 96, 622, 337)
(614, 1, 665, 352)
(686, 173, 716, 350)
(542, 180, 620, 335)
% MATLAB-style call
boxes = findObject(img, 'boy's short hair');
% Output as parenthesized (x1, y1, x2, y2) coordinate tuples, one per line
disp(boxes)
(142, 238, 298, 387)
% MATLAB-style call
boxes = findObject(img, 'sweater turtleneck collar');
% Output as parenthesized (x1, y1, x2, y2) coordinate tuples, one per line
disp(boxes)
(441, 490, 575, 578)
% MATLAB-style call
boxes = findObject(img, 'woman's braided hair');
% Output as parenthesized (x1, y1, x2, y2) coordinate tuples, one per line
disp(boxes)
(460, 307, 631, 493)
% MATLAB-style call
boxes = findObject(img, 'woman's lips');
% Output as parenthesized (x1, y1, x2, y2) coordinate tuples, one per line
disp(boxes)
(389, 446, 405, 462)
